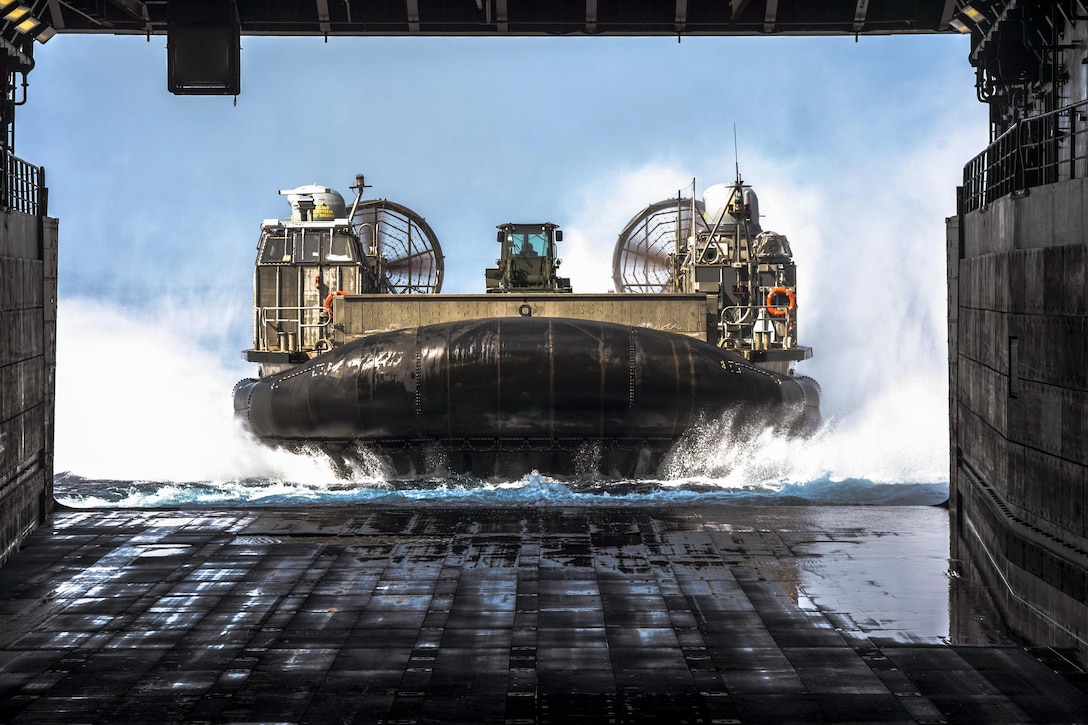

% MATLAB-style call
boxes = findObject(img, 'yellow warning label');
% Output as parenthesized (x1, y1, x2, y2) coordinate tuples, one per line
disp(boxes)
(313, 202, 335, 220)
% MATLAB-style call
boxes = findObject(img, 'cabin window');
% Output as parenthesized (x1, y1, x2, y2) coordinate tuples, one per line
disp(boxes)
(507, 231, 548, 258)
(327, 232, 356, 262)
(299, 230, 321, 261)
(260, 234, 292, 264)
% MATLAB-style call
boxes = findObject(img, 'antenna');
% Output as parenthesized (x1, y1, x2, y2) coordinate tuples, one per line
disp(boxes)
(347, 173, 372, 224)
(733, 124, 741, 183)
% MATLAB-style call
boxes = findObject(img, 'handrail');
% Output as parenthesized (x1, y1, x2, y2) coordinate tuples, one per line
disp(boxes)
(1, 149, 43, 216)
(720, 304, 794, 326)
(963, 98, 1088, 212)
(257, 305, 331, 351)
(719, 304, 797, 351)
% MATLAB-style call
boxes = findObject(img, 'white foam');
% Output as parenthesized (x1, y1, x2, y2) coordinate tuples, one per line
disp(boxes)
(54, 297, 386, 485)
(657, 373, 948, 488)
(557, 136, 972, 488)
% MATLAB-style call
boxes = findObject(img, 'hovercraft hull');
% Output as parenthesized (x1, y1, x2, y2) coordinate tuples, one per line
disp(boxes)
(234, 317, 819, 475)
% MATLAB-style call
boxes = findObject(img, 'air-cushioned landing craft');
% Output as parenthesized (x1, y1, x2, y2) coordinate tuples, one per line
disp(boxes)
(233, 174, 820, 475)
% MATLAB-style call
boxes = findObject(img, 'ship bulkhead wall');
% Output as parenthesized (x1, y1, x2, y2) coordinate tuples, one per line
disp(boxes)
(949, 179, 1088, 656)
(0, 208, 57, 567)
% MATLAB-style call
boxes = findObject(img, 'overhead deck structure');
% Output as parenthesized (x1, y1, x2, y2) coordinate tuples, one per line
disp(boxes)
(3, 2, 960, 95)
(39, 0, 957, 37)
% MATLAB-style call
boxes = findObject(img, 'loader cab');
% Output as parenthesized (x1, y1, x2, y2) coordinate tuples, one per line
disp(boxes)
(485, 222, 572, 293)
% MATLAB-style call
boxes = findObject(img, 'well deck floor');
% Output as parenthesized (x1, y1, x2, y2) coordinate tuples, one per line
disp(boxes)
(1, 505, 1086, 723)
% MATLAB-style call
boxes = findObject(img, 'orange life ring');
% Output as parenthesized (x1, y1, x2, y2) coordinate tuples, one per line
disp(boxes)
(766, 287, 796, 317)
(323, 291, 346, 318)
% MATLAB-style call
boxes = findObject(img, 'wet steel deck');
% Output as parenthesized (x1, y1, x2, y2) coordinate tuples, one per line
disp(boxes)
(1, 505, 1086, 723)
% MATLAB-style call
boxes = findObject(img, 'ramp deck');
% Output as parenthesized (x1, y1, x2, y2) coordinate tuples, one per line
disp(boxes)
(0, 505, 1085, 723)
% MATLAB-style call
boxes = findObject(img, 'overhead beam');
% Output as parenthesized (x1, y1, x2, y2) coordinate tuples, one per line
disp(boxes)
(316, 0, 330, 33)
(939, 0, 958, 28)
(105, 0, 146, 21)
(675, 0, 687, 33)
(586, 0, 596, 33)
(853, 0, 869, 32)
(46, 0, 65, 29)
(764, 0, 778, 32)
(496, 0, 507, 32)
(406, 0, 418, 32)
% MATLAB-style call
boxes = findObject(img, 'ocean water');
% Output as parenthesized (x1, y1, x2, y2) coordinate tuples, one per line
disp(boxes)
(54, 470, 948, 508)
(52, 299, 949, 510)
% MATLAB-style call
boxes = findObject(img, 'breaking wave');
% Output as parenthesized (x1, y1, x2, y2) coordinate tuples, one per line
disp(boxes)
(54, 472, 947, 508)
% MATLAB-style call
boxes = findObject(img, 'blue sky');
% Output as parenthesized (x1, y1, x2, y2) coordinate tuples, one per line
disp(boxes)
(25, 32, 989, 481)
(22, 33, 981, 299)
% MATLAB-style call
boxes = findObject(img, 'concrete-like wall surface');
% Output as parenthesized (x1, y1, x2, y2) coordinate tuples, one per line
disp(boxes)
(950, 179, 1088, 655)
(332, 293, 712, 344)
(0, 210, 57, 567)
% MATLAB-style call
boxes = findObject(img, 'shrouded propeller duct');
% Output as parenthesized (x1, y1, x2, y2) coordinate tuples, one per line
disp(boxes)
(354, 199, 444, 294)
(613, 198, 706, 293)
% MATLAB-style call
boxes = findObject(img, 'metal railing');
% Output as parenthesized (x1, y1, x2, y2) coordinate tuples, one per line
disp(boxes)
(719, 304, 797, 350)
(257, 306, 331, 351)
(1, 150, 44, 216)
(963, 98, 1088, 213)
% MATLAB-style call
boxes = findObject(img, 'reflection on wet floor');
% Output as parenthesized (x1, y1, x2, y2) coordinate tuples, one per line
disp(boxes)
(790, 507, 954, 644)
(0, 505, 1085, 723)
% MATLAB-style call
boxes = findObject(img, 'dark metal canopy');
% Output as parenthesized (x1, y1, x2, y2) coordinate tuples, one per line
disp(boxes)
(0, 0, 961, 96)
(38, 0, 957, 37)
